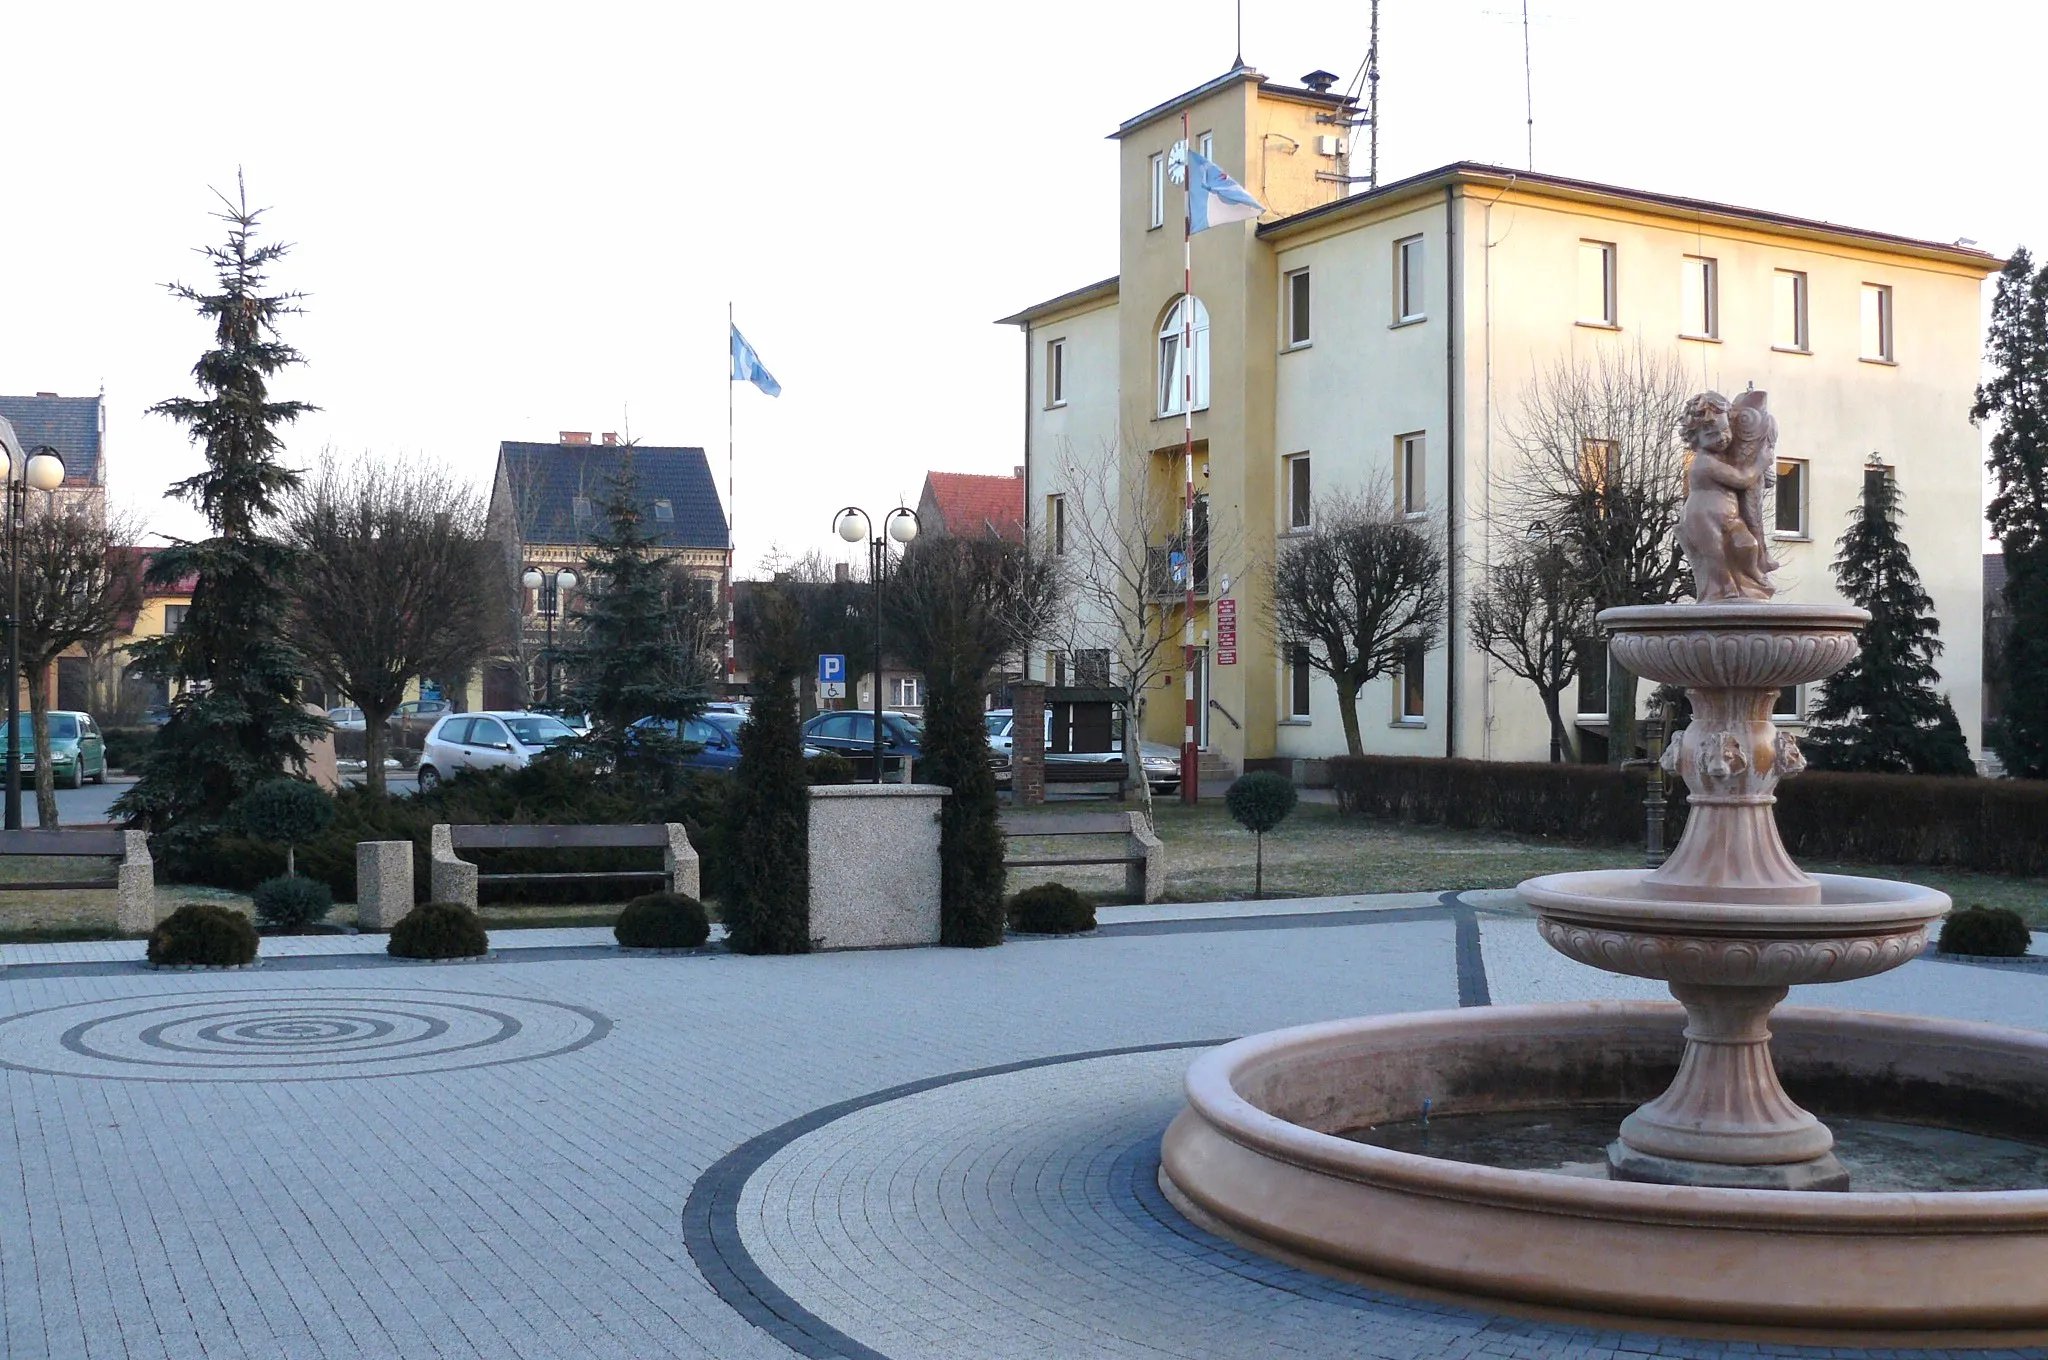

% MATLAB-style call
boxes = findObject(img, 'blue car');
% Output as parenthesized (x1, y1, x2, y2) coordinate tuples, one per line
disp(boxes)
(628, 715, 743, 772)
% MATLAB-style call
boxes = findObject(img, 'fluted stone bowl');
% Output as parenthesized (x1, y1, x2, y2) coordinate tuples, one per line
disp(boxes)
(1598, 601, 1869, 691)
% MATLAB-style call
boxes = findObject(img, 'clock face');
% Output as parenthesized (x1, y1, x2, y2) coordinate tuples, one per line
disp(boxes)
(1166, 140, 1190, 186)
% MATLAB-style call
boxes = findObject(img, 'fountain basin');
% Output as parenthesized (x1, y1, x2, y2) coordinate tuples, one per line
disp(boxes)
(1160, 1002, 2048, 1342)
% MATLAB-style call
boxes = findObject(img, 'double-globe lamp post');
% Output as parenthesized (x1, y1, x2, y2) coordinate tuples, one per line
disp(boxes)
(833, 506, 918, 784)
(0, 441, 66, 831)
(520, 566, 577, 708)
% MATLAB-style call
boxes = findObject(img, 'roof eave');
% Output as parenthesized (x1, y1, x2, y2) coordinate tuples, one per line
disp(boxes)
(996, 275, 1120, 329)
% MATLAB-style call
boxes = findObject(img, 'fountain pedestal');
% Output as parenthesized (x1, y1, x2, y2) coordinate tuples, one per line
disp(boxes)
(1522, 602, 1948, 1190)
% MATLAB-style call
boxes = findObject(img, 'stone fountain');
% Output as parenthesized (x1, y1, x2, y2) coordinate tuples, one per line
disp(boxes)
(1161, 391, 2048, 1341)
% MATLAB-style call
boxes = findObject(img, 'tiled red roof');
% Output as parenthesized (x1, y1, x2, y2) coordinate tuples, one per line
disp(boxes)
(921, 472, 1024, 542)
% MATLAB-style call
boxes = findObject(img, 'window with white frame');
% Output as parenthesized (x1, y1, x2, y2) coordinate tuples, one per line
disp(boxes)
(1396, 235, 1425, 322)
(1284, 453, 1312, 530)
(1578, 240, 1617, 325)
(1394, 640, 1427, 723)
(1576, 636, 1608, 716)
(1681, 255, 1718, 339)
(889, 675, 921, 708)
(1149, 153, 1166, 230)
(1773, 685, 1802, 720)
(1774, 458, 1807, 537)
(1399, 433, 1426, 515)
(1198, 131, 1213, 160)
(1773, 269, 1809, 351)
(1860, 283, 1894, 362)
(1045, 338, 1065, 406)
(1157, 294, 1211, 415)
(1047, 494, 1066, 556)
(1287, 644, 1312, 718)
(1285, 268, 1312, 348)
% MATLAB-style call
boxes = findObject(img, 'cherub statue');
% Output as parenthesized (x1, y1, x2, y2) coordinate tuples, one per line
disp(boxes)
(1676, 390, 1781, 602)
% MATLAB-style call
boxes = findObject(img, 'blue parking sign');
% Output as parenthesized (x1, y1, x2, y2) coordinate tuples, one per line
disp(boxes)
(819, 654, 846, 684)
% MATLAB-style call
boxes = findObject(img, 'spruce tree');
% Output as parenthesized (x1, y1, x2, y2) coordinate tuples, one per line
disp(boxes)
(1972, 247, 2048, 776)
(1803, 472, 1974, 776)
(722, 584, 811, 954)
(557, 455, 715, 761)
(115, 178, 325, 849)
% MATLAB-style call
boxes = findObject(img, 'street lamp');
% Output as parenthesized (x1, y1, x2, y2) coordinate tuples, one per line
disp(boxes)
(833, 505, 919, 784)
(520, 566, 577, 708)
(0, 440, 64, 831)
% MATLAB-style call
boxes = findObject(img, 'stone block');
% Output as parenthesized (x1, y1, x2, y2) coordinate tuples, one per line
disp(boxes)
(114, 830, 157, 935)
(808, 783, 948, 949)
(356, 840, 415, 929)
(1123, 812, 1165, 904)
(429, 824, 477, 908)
(664, 823, 701, 900)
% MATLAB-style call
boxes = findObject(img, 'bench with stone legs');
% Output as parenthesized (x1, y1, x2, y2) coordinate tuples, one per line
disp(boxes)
(427, 823, 699, 910)
(998, 810, 1163, 904)
(0, 828, 157, 934)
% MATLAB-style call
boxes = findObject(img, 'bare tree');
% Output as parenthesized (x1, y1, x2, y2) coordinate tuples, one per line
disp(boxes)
(278, 453, 497, 795)
(1499, 345, 1692, 761)
(1270, 490, 1447, 756)
(11, 502, 145, 825)
(1051, 436, 1248, 812)
(1468, 538, 1595, 762)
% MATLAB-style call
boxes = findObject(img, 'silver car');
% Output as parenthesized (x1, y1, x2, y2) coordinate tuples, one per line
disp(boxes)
(414, 711, 579, 793)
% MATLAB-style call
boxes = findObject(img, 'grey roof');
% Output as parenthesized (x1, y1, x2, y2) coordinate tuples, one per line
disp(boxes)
(0, 394, 101, 484)
(497, 442, 727, 550)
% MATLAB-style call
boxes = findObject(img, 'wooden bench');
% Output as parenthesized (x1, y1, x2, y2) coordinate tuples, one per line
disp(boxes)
(998, 810, 1162, 904)
(0, 828, 157, 934)
(429, 823, 699, 909)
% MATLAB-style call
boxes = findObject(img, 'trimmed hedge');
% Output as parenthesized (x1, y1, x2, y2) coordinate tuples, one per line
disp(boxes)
(614, 892, 711, 949)
(1007, 882, 1096, 934)
(147, 903, 259, 967)
(1938, 905, 2031, 957)
(252, 875, 333, 931)
(388, 902, 489, 959)
(1330, 755, 2048, 877)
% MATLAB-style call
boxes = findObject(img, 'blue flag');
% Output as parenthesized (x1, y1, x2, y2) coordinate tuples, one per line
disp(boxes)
(730, 325, 781, 396)
(1186, 149, 1265, 233)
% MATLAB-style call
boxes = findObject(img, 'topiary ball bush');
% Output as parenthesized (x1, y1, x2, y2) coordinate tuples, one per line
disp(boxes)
(1938, 904, 2031, 957)
(1007, 882, 1096, 934)
(805, 751, 856, 786)
(147, 903, 259, 967)
(252, 874, 334, 931)
(614, 891, 711, 950)
(233, 777, 337, 845)
(1225, 770, 1299, 834)
(388, 902, 490, 960)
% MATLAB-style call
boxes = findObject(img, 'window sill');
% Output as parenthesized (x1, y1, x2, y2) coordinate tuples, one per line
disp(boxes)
(1281, 341, 1312, 353)
(1389, 718, 1427, 729)
(1043, 401, 1067, 411)
(1277, 717, 1313, 727)
(1859, 356, 1898, 367)
(1679, 332, 1722, 344)
(1154, 408, 1210, 421)
(1390, 316, 1426, 329)
(1575, 320, 1621, 332)
(1148, 223, 1164, 232)
(1402, 509, 1428, 521)
(1281, 524, 1312, 537)
(1771, 532, 1811, 543)
(1771, 345, 1812, 356)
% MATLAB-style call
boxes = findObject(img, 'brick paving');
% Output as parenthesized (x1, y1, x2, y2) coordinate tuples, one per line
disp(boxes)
(0, 899, 2041, 1359)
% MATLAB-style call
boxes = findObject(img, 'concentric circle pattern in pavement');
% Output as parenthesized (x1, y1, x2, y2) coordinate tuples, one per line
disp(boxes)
(0, 988, 609, 1081)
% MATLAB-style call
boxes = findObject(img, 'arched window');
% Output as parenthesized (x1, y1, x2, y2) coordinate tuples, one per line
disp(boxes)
(1158, 295, 1210, 416)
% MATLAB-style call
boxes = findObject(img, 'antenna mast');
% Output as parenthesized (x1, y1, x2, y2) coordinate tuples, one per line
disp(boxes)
(1366, 0, 1380, 189)
(1522, 0, 1534, 169)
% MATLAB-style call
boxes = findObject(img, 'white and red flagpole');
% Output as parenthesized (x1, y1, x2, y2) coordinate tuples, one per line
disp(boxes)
(1180, 111, 1199, 805)
(726, 300, 737, 692)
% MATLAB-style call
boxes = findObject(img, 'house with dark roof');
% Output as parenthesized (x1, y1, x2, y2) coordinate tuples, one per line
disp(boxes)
(0, 392, 106, 488)
(481, 431, 730, 708)
(917, 469, 1025, 541)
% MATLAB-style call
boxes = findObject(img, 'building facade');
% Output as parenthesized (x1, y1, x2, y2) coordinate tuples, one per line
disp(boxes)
(1004, 65, 2001, 776)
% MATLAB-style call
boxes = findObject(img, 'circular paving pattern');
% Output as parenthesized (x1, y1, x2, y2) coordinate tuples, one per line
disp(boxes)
(0, 988, 610, 1082)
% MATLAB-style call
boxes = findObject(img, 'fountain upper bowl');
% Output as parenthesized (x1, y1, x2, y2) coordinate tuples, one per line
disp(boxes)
(1596, 602, 1871, 691)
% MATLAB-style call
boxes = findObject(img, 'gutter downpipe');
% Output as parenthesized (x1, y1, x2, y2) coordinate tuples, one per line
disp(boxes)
(1443, 183, 1459, 761)
(1020, 323, 1033, 679)
(1479, 173, 1517, 763)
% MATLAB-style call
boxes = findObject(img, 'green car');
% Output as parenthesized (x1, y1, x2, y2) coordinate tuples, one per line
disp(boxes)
(0, 711, 108, 788)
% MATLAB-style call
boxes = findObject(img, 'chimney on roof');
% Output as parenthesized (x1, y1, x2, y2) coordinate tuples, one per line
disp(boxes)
(602, 432, 618, 446)
(1013, 465, 1024, 479)
(34, 391, 56, 398)
(560, 431, 592, 445)
(1301, 69, 1339, 92)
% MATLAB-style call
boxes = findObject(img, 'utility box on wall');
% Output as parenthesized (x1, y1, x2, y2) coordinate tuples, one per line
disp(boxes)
(807, 783, 949, 949)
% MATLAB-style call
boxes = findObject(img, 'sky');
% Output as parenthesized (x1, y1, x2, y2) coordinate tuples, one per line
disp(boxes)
(1, 0, 2040, 570)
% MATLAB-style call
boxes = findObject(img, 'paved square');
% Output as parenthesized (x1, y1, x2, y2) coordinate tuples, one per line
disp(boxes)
(1, 899, 2041, 1359)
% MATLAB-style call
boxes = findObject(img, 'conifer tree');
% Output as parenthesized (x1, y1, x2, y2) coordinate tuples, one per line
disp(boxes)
(722, 583, 812, 954)
(1972, 247, 2048, 776)
(557, 455, 716, 761)
(115, 177, 325, 848)
(1803, 471, 1974, 776)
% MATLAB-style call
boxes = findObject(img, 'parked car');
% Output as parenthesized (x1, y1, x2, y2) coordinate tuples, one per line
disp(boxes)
(389, 699, 452, 733)
(414, 711, 579, 793)
(982, 709, 1180, 794)
(626, 715, 743, 773)
(0, 711, 108, 788)
(326, 706, 367, 732)
(802, 710, 922, 774)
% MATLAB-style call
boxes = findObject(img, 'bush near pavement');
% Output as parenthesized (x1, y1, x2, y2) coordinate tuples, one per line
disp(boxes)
(1007, 882, 1095, 934)
(613, 891, 711, 949)
(252, 875, 333, 930)
(387, 901, 489, 959)
(147, 902, 259, 967)
(1330, 756, 2048, 877)
(1938, 905, 2031, 957)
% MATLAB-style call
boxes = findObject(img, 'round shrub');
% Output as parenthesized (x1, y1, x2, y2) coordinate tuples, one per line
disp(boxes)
(232, 777, 337, 877)
(1938, 904, 2031, 957)
(614, 891, 711, 950)
(1007, 882, 1096, 934)
(805, 751, 856, 786)
(147, 903, 259, 967)
(387, 902, 489, 960)
(252, 874, 334, 931)
(1225, 770, 1299, 834)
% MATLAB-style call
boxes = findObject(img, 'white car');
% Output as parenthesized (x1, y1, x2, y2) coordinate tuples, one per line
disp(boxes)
(326, 706, 367, 732)
(414, 711, 579, 792)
